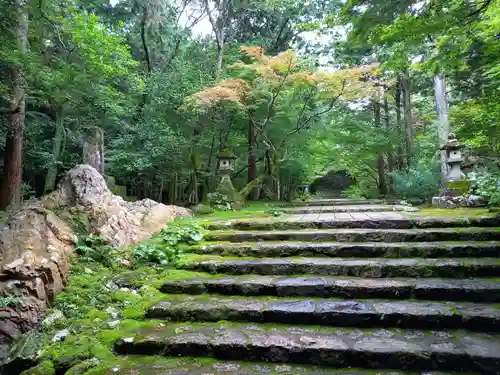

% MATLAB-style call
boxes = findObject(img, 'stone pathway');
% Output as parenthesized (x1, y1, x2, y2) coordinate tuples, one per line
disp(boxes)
(114, 199, 500, 374)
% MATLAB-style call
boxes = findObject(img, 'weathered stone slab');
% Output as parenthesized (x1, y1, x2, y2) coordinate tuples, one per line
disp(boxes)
(80, 357, 452, 375)
(206, 216, 500, 230)
(205, 228, 500, 242)
(160, 276, 500, 302)
(282, 205, 394, 213)
(114, 322, 500, 372)
(192, 241, 500, 258)
(290, 199, 388, 206)
(147, 296, 500, 331)
(181, 257, 500, 278)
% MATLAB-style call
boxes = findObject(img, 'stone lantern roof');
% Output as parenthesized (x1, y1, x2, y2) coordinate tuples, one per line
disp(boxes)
(440, 133, 464, 151)
(216, 150, 237, 160)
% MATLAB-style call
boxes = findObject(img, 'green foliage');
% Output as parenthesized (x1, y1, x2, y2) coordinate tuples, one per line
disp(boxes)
(75, 235, 115, 267)
(0, 294, 25, 308)
(132, 244, 176, 266)
(20, 360, 55, 375)
(342, 185, 366, 199)
(392, 162, 440, 201)
(132, 224, 204, 266)
(207, 192, 232, 211)
(469, 171, 500, 208)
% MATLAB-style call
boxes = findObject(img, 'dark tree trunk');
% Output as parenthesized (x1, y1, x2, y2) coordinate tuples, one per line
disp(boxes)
(373, 100, 387, 196)
(247, 117, 259, 200)
(44, 114, 65, 194)
(394, 78, 405, 170)
(401, 70, 413, 166)
(0, 0, 28, 210)
(384, 95, 395, 195)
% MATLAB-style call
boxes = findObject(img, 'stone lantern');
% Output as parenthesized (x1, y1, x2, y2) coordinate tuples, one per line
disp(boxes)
(441, 133, 465, 182)
(216, 150, 237, 174)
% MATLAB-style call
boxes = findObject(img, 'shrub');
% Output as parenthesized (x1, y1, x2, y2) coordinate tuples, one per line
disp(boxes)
(342, 185, 365, 199)
(469, 171, 500, 208)
(194, 203, 215, 215)
(75, 235, 115, 267)
(392, 162, 440, 202)
(132, 244, 175, 265)
(132, 224, 204, 266)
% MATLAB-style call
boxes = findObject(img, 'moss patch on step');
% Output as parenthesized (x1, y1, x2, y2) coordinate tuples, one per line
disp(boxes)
(408, 207, 496, 218)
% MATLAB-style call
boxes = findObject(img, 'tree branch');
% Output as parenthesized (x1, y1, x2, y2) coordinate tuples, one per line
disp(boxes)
(279, 80, 346, 147)
(141, 7, 152, 73)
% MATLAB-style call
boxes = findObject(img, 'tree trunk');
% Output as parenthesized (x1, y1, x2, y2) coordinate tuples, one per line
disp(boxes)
(83, 127, 105, 174)
(0, 0, 28, 210)
(384, 95, 395, 195)
(434, 74, 450, 187)
(247, 117, 259, 200)
(374, 100, 387, 196)
(215, 39, 224, 82)
(394, 79, 405, 170)
(401, 70, 413, 166)
(44, 114, 65, 194)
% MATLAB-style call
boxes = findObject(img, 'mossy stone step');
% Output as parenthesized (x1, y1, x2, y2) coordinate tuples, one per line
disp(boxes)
(89, 357, 463, 375)
(148, 295, 500, 332)
(205, 228, 500, 243)
(181, 257, 500, 278)
(192, 241, 500, 258)
(291, 199, 388, 206)
(159, 276, 500, 302)
(114, 322, 500, 372)
(206, 217, 500, 231)
(282, 205, 394, 213)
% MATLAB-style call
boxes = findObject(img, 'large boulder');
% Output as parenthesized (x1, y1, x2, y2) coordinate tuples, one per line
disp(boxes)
(0, 165, 190, 348)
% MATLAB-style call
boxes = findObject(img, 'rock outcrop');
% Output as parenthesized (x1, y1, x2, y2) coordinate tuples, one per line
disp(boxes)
(0, 165, 190, 347)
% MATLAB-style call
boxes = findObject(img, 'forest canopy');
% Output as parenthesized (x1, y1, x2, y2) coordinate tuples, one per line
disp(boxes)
(0, 0, 498, 208)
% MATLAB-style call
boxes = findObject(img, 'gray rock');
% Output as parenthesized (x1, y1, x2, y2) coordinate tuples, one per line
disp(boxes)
(52, 329, 69, 343)
(108, 320, 121, 328)
(466, 195, 487, 207)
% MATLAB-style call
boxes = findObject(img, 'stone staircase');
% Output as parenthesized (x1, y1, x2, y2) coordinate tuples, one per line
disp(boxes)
(115, 200, 500, 374)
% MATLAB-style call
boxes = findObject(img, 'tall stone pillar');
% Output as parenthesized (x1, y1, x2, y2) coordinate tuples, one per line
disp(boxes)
(83, 126, 104, 174)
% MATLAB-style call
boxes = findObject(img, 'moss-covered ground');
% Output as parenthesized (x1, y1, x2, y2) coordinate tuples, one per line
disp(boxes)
(12, 202, 289, 374)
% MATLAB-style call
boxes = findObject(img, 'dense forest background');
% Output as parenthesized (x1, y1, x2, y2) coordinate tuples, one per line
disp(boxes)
(0, 0, 498, 209)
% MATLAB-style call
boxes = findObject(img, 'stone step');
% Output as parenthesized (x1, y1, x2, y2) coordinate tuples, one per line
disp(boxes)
(181, 257, 500, 278)
(205, 227, 500, 242)
(206, 217, 500, 231)
(159, 276, 500, 302)
(291, 199, 388, 206)
(282, 205, 395, 213)
(192, 241, 500, 258)
(93, 357, 454, 375)
(148, 295, 500, 332)
(114, 322, 500, 372)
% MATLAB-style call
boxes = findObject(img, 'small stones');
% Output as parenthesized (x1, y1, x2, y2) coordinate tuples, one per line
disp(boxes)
(373, 329, 396, 338)
(108, 320, 121, 328)
(52, 329, 69, 342)
(403, 331, 425, 340)
(41, 310, 64, 326)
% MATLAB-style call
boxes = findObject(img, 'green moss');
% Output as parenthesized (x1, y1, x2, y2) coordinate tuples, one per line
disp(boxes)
(65, 359, 100, 375)
(53, 208, 91, 234)
(111, 185, 127, 197)
(20, 361, 55, 375)
(408, 207, 496, 218)
(447, 179, 470, 195)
